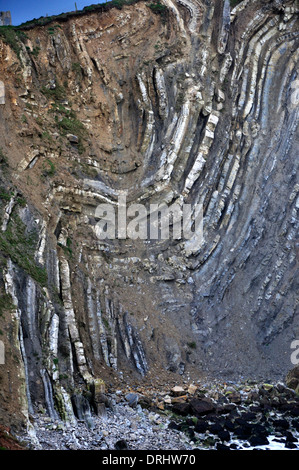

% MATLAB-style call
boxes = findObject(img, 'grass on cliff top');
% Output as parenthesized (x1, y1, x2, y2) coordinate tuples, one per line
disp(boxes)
(0, 26, 27, 58)
(5, 0, 143, 30)
(0, 0, 167, 33)
(148, 0, 167, 17)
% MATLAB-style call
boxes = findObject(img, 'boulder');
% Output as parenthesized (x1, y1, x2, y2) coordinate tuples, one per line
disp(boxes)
(189, 397, 215, 416)
(171, 385, 185, 396)
(248, 435, 269, 447)
(171, 395, 188, 403)
(125, 393, 139, 408)
(92, 378, 106, 394)
(216, 443, 230, 450)
(187, 384, 198, 395)
(285, 365, 299, 392)
(67, 134, 79, 144)
(89, 378, 109, 416)
(225, 390, 241, 404)
(171, 402, 191, 416)
(285, 441, 297, 449)
(71, 393, 94, 428)
(96, 403, 108, 420)
(138, 396, 154, 410)
(194, 419, 209, 433)
(168, 421, 181, 431)
(114, 439, 128, 450)
(18, 128, 34, 137)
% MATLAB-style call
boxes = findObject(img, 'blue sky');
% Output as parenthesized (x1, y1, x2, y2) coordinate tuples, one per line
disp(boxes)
(0, 1, 105, 25)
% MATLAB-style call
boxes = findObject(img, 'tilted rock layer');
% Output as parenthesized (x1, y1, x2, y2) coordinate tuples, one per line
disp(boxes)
(0, 0, 298, 428)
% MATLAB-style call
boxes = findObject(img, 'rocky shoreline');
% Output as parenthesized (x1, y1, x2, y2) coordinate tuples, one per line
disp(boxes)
(15, 377, 299, 451)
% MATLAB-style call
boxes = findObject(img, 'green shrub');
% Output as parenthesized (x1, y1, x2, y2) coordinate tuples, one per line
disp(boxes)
(148, 0, 168, 19)
(16, 196, 26, 207)
(0, 292, 15, 316)
(58, 115, 86, 154)
(110, 0, 128, 9)
(58, 116, 84, 135)
(0, 188, 13, 202)
(41, 131, 52, 142)
(46, 98, 86, 154)
(72, 62, 83, 81)
(0, 26, 27, 59)
(58, 237, 73, 258)
(31, 46, 41, 56)
(47, 24, 62, 35)
(42, 158, 56, 177)
(72, 62, 82, 73)
(0, 212, 47, 286)
(41, 83, 66, 101)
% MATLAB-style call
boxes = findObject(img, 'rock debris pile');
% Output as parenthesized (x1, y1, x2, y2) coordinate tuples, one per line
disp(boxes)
(18, 379, 299, 451)
(0, 0, 298, 440)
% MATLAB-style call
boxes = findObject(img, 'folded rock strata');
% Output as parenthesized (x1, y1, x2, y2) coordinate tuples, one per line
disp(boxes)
(0, 0, 298, 429)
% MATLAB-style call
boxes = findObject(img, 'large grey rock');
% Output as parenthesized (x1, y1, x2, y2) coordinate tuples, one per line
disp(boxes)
(67, 134, 79, 144)
(71, 393, 94, 428)
(285, 366, 299, 392)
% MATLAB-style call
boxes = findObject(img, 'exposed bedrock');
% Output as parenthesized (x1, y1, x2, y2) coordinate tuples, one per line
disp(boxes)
(0, 0, 298, 428)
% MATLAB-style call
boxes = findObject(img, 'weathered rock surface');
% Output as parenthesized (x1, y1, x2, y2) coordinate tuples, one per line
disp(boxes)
(14, 380, 299, 450)
(286, 365, 299, 393)
(0, 0, 298, 437)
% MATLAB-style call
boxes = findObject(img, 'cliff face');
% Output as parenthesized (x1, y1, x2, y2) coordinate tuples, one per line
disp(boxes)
(0, 0, 298, 429)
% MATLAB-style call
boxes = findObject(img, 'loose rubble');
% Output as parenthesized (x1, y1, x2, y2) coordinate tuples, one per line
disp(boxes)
(17, 379, 299, 451)
(0, 0, 298, 441)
